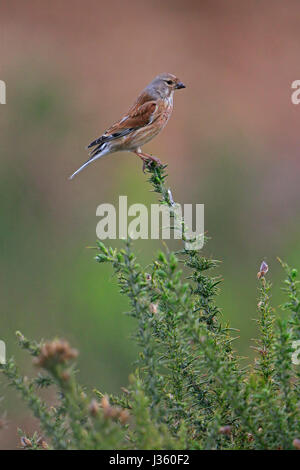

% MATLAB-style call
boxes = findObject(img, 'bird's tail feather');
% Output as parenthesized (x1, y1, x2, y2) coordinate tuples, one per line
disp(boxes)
(69, 149, 109, 180)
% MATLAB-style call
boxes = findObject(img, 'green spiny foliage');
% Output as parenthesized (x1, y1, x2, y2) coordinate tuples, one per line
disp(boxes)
(0, 162, 300, 450)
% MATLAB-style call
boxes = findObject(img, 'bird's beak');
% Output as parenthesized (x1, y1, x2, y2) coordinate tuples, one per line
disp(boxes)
(175, 81, 186, 89)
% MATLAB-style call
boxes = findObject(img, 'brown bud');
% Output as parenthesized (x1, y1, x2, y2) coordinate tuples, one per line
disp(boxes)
(37, 436, 48, 449)
(89, 399, 99, 417)
(119, 409, 130, 425)
(149, 303, 158, 314)
(110, 406, 122, 419)
(293, 438, 300, 450)
(101, 395, 113, 418)
(219, 425, 231, 435)
(101, 395, 110, 410)
(34, 339, 78, 369)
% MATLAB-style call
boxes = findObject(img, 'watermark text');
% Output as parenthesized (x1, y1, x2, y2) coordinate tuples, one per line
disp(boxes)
(0, 340, 6, 364)
(96, 196, 204, 250)
(0, 80, 6, 104)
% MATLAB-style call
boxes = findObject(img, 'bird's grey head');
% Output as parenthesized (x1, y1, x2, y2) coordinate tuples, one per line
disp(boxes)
(146, 73, 186, 99)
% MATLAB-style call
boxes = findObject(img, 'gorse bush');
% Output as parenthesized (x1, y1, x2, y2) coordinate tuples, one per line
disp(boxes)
(1, 164, 300, 450)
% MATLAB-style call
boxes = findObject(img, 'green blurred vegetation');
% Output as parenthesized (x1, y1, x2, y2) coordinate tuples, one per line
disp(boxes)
(1, 167, 299, 449)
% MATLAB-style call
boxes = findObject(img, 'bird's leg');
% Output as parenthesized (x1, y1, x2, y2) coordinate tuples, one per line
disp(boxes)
(134, 150, 163, 172)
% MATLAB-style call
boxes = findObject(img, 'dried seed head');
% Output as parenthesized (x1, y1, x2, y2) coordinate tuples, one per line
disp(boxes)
(89, 399, 99, 417)
(219, 425, 232, 435)
(36, 436, 48, 449)
(101, 395, 114, 418)
(257, 261, 269, 279)
(110, 406, 122, 419)
(149, 303, 158, 314)
(101, 395, 110, 410)
(119, 409, 130, 425)
(103, 407, 115, 419)
(293, 438, 300, 450)
(100, 395, 129, 422)
(34, 340, 78, 369)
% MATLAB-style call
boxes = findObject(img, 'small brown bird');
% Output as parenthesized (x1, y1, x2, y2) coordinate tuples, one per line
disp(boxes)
(69, 73, 185, 179)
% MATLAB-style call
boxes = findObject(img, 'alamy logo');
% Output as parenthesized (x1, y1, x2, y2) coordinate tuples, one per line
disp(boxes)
(291, 340, 300, 365)
(291, 80, 300, 105)
(0, 340, 6, 365)
(96, 196, 204, 250)
(0, 80, 6, 104)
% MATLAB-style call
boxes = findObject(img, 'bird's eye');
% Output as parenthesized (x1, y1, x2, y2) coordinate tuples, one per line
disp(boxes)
(165, 80, 173, 85)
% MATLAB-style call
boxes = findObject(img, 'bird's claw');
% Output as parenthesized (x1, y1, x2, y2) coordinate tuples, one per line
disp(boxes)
(141, 156, 163, 173)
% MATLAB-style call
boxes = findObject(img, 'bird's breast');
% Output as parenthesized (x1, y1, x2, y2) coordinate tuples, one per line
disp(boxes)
(157, 97, 173, 126)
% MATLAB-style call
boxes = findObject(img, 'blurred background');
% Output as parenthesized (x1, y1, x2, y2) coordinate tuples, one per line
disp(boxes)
(1, 0, 300, 448)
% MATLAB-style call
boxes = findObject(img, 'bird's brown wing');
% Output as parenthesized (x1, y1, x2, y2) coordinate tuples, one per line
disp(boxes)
(87, 96, 157, 152)
(109, 99, 157, 133)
